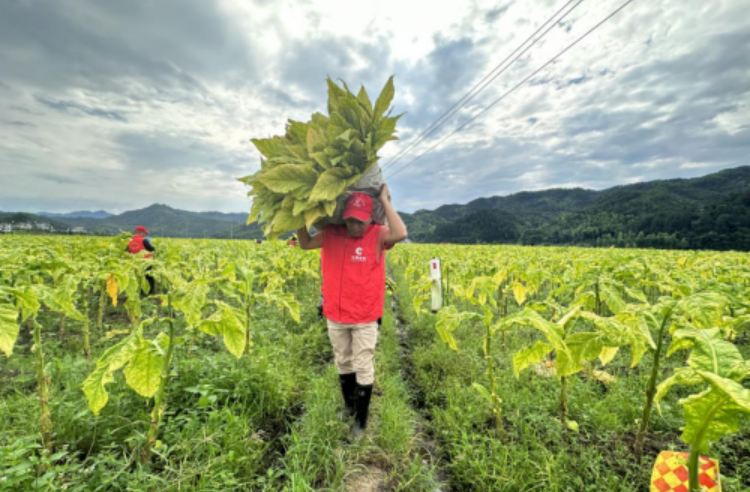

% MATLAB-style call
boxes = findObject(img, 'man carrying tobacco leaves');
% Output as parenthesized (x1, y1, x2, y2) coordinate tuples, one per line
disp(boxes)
(298, 183, 407, 439)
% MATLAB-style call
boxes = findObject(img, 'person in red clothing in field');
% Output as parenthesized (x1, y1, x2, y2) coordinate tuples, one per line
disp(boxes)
(126, 225, 156, 295)
(297, 183, 408, 438)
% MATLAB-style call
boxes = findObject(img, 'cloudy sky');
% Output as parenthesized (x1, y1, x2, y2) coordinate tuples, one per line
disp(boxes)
(1, 0, 748, 214)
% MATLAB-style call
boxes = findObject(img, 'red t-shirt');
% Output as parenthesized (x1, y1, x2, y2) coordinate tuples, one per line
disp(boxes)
(320, 224, 393, 324)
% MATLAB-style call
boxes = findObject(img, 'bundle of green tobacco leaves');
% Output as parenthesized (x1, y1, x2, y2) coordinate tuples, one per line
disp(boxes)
(238, 76, 400, 239)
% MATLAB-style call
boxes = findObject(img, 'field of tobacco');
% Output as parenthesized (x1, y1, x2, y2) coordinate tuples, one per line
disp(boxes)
(1, 235, 749, 491)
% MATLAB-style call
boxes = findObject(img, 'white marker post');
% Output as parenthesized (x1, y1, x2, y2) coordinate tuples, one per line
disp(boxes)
(430, 258, 443, 312)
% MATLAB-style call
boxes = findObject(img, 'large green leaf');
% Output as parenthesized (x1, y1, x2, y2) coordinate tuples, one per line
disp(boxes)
(83, 330, 141, 415)
(271, 205, 306, 236)
(173, 280, 209, 326)
(123, 335, 165, 398)
(0, 301, 19, 357)
(197, 302, 247, 358)
(257, 164, 318, 194)
(566, 332, 605, 366)
(308, 167, 355, 202)
(681, 371, 750, 453)
(667, 328, 742, 377)
(677, 292, 728, 328)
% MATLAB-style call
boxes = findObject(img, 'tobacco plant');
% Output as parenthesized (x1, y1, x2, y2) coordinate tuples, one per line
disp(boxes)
(655, 328, 750, 492)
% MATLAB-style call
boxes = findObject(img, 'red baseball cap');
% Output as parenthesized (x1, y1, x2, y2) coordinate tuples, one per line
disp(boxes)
(135, 226, 150, 234)
(342, 193, 373, 222)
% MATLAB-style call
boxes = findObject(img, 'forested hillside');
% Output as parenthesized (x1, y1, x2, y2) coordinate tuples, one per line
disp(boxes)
(402, 166, 750, 251)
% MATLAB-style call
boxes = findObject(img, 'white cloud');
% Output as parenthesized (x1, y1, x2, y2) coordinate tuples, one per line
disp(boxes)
(0, 0, 748, 214)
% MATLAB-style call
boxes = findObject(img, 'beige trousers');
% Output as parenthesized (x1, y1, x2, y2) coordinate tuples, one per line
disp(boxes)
(327, 319, 379, 385)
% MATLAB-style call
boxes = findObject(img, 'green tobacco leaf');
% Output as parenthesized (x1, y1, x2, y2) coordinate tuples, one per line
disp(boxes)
(681, 371, 750, 452)
(251, 137, 287, 159)
(308, 167, 354, 202)
(500, 309, 577, 376)
(272, 205, 306, 234)
(306, 128, 327, 155)
(123, 335, 164, 398)
(293, 198, 318, 216)
(566, 332, 604, 366)
(0, 301, 19, 357)
(304, 205, 326, 229)
(667, 328, 742, 377)
(263, 292, 300, 324)
(311, 151, 331, 169)
(677, 292, 728, 328)
(600, 283, 626, 314)
(197, 302, 247, 358)
(373, 76, 395, 117)
(512, 340, 552, 377)
(12, 287, 40, 322)
(257, 164, 318, 194)
(357, 86, 373, 115)
(173, 281, 209, 326)
(654, 366, 703, 414)
(327, 77, 348, 115)
(83, 329, 141, 415)
(435, 306, 475, 351)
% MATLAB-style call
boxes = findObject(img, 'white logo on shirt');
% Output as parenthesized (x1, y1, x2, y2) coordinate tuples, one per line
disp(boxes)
(351, 246, 366, 262)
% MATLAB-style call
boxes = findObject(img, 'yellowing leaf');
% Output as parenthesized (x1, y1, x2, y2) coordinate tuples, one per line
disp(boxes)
(512, 282, 527, 305)
(0, 302, 20, 357)
(106, 274, 118, 307)
(599, 346, 619, 366)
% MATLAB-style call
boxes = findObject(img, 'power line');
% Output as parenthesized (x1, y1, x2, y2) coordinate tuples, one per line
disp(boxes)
(386, 0, 638, 180)
(380, 0, 582, 173)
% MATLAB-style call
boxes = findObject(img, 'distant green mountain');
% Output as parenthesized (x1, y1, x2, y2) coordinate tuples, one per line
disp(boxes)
(401, 166, 750, 251)
(38, 210, 112, 219)
(27, 204, 264, 240)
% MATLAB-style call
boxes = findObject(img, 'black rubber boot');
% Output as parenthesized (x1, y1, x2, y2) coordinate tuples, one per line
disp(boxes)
(338, 373, 357, 419)
(351, 383, 373, 439)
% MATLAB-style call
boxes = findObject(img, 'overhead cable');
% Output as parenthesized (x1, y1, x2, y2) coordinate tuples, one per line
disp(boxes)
(385, 0, 638, 180)
(381, 0, 583, 173)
